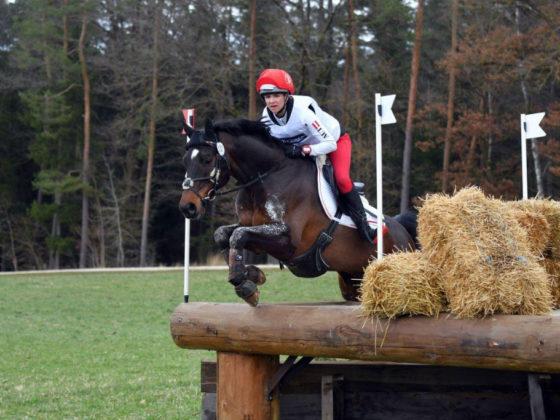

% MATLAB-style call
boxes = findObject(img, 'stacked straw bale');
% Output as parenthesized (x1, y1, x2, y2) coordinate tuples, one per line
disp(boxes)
(359, 251, 446, 319)
(504, 208, 550, 255)
(507, 198, 560, 258)
(506, 199, 560, 309)
(417, 187, 552, 318)
(543, 259, 560, 309)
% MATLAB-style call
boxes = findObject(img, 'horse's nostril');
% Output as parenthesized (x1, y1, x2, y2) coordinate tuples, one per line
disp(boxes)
(180, 202, 198, 219)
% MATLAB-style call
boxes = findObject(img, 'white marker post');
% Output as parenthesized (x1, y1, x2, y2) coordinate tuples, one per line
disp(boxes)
(375, 93, 396, 260)
(520, 112, 546, 200)
(182, 108, 195, 302)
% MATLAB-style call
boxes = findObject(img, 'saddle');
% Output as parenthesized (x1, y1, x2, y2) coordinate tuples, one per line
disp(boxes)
(322, 163, 366, 205)
(280, 159, 381, 278)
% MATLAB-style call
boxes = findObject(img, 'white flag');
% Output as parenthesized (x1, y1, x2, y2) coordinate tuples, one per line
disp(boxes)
(523, 112, 546, 139)
(378, 94, 396, 125)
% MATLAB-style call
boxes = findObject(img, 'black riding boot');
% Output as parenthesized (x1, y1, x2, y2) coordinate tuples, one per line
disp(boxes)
(341, 187, 377, 245)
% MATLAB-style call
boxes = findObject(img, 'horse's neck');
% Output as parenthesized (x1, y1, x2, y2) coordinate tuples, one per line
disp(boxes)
(223, 134, 284, 183)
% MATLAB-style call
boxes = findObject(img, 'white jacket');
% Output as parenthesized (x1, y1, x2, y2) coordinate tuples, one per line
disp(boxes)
(261, 95, 341, 156)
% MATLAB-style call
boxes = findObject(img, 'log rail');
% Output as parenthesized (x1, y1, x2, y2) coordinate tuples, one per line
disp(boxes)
(171, 302, 560, 419)
(171, 302, 560, 373)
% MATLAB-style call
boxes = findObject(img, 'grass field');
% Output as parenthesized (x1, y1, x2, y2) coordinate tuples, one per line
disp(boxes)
(0, 269, 341, 419)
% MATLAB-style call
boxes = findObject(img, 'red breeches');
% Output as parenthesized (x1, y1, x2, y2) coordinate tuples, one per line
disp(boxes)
(328, 133, 354, 194)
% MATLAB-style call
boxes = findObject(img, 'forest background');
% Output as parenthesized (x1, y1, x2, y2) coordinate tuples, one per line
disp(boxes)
(0, 0, 559, 271)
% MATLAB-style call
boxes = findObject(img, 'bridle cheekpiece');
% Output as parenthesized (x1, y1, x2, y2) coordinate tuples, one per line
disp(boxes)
(182, 121, 230, 204)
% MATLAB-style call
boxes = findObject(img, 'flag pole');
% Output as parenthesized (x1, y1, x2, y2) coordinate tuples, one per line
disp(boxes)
(520, 112, 546, 201)
(375, 93, 384, 260)
(182, 108, 195, 302)
(520, 114, 528, 200)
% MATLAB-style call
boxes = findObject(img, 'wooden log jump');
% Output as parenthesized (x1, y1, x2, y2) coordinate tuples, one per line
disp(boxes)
(171, 302, 560, 373)
(171, 302, 560, 419)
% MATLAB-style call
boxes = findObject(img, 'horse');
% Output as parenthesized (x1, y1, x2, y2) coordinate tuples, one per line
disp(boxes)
(179, 118, 418, 306)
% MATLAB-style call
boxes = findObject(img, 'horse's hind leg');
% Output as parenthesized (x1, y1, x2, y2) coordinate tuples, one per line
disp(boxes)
(338, 272, 362, 301)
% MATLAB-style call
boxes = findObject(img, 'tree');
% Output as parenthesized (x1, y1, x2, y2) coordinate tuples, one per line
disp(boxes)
(140, 0, 160, 267)
(78, 3, 91, 268)
(400, 0, 424, 212)
(441, 0, 458, 193)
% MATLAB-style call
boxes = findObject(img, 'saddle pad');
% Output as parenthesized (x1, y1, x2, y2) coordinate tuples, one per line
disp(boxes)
(316, 160, 382, 230)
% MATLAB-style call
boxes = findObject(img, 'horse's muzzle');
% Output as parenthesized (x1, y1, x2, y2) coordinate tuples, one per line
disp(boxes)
(179, 202, 199, 219)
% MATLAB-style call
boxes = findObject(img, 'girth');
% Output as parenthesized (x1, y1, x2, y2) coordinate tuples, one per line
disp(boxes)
(280, 208, 342, 278)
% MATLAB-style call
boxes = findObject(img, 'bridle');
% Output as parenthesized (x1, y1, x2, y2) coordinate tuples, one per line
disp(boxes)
(182, 128, 283, 206)
(182, 135, 230, 205)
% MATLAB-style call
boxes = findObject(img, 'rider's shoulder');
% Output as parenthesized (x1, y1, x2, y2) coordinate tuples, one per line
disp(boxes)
(292, 95, 314, 107)
(291, 95, 317, 118)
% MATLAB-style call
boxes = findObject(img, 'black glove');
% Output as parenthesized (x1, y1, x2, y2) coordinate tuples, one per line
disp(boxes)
(284, 145, 303, 158)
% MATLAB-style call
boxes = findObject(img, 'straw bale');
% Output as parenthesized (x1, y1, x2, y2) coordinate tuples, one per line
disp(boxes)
(542, 259, 560, 309)
(359, 251, 446, 319)
(504, 208, 550, 255)
(508, 198, 560, 260)
(418, 186, 552, 318)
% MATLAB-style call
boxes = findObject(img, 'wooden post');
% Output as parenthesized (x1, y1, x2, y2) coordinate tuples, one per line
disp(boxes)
(217, 352, 279, 419)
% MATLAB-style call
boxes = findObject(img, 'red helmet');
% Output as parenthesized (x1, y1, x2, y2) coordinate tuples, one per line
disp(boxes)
(256, 69, 294, 95)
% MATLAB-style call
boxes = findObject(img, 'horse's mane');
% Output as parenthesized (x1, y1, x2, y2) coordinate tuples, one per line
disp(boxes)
(213, 119, 281, 149)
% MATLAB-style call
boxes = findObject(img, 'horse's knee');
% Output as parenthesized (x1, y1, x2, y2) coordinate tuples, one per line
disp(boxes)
(214, 225, 234, 248)
(229, 227, 247, 249)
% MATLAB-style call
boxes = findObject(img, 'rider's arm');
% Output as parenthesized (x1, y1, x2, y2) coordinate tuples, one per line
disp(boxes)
(301, 110, 337, 156)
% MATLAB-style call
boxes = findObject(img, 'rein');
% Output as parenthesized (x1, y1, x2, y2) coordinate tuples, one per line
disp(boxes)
(182, 136, 284, 205)
(214, 161, 283, 197)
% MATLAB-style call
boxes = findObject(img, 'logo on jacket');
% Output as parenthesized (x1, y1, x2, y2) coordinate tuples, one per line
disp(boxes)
(311, 120, 328, 139)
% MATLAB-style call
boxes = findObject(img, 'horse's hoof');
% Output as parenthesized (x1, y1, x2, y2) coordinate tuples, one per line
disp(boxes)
(246, 265, 266, 285)
(243, 289, 259, 307)
(235, 280, 259, 306)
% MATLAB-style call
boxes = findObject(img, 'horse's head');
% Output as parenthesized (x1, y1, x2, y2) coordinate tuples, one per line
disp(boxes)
(179, 119, 230, 219)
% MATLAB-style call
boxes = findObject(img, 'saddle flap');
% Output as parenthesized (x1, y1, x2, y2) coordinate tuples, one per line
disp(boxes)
(322, 163, 339, 203)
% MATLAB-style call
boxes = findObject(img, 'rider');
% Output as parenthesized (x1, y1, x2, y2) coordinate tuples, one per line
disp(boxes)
(256, 68, 376, 245)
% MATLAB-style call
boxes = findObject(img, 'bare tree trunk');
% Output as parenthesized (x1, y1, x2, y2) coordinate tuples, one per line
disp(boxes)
(248, 0, 258, 119)
(400, 0, 424, 213)
(442, 0, 458, 193)
(140, 1, 160, 266)
(342, 36, 351, 128)
(3, 209, 18, 271)
(104, 154, 125, 267)
(49, 188, 61, 269)
(93, 180, 106, 267)
(78, 5, 91, 268)
(515, 6, 543, 197)
(348, 0, 363, 144)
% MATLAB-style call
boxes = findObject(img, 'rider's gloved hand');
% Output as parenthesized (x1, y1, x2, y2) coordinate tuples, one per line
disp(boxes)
(284, 145, 304, 158)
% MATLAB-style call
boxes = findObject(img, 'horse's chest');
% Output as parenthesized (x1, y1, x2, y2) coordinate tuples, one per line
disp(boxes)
(237, 195, 286, 226)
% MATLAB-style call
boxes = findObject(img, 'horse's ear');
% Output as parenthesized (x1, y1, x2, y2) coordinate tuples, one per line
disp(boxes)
(204, 119, 216, 139)
(182, 120, 194, 137)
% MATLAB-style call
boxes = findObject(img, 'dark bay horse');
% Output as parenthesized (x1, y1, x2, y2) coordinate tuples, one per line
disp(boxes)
(179, 119, 417, 306)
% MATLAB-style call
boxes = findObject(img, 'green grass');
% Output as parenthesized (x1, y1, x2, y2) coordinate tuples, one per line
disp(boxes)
(0, 269, 341, 419)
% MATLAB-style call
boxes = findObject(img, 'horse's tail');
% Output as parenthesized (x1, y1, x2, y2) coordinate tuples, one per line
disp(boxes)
(394, 211, 420, 250)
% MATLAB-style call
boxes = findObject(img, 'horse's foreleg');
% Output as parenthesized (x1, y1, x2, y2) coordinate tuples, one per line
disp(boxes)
(214, 224, 239, 264)
(228, 223, 291, 306)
